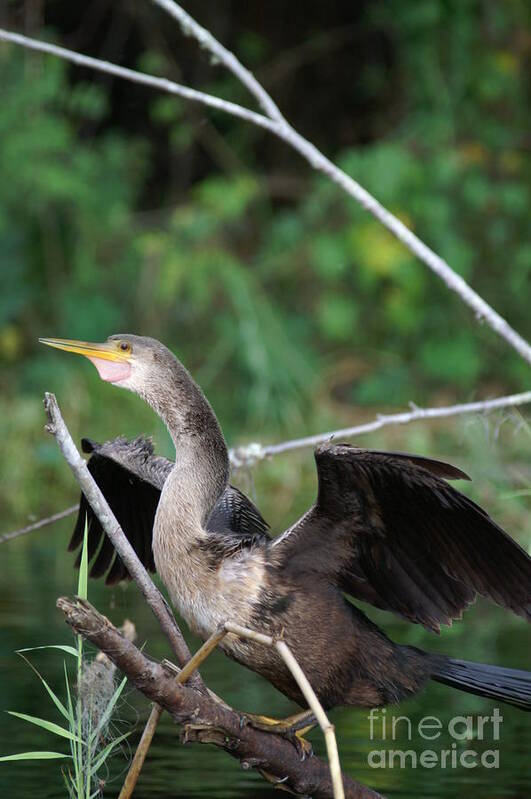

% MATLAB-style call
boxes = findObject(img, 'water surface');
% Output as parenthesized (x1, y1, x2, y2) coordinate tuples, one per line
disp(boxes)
(1, 517, 529, 798)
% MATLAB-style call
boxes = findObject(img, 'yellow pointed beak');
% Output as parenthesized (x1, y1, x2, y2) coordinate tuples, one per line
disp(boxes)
(38, 337, 131, 362)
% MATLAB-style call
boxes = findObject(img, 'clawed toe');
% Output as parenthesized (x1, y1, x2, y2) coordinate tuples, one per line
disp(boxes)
(289, 731, 313, 761)
(237, 710, 315, 760)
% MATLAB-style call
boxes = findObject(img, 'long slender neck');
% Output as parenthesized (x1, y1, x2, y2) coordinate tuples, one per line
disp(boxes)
(138, 357, 229, 525)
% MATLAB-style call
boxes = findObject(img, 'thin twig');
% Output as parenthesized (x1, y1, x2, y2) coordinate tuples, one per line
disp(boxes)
(42, 392, 199, 682)
(276, 640, 344, 799)
(150, 0, 285, 122)
(117, 704, 163, 799)
(1, 21, 530, 363)
(231, 390, 531, 466)
(153, 0, 531, 365)
(118, 625, 229, 799)
(0, 29, 275, 133)
(225, 623, 345, 799)
(274, 124, 531, 364)
(0, 505, 78, 543)
(123, 619, 345, 799)
(2, 390, 530, 541)
(59, 596, 381, 799)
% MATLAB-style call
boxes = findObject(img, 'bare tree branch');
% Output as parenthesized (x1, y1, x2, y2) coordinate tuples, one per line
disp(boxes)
(2, 389, 529, 541)
(0, 505, 78, 544)
(0, 30, 275, 132)
(42, 392, 199, 682)
(151, 0, 286, 122)
(232, 390, 531, 465)
(173, 619, 345, 799)
(57, 596, 382, 799)
(1, 18, 530, 363)
(152, 0, 531, 366)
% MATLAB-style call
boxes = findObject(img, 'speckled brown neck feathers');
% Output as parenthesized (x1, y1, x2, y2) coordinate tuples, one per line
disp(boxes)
(119, 338, 246, 636)
(117, 335, 230, 520)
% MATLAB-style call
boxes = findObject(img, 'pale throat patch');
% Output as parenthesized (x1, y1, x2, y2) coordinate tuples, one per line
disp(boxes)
(88, 356, 131, 383)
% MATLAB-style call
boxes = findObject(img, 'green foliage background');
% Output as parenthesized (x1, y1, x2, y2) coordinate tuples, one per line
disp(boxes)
(0, 2, 530, 797)
(1, 0, 529, 532)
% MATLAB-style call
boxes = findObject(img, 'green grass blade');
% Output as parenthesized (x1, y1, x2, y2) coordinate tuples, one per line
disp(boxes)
(501, 488, 531, 499)
(39, 677, 70, 722)
(63, 661, 78, 774)
(78, 517, 89, 601)
(7, 712, 83, 743)
(76, 643, 84, 796)
(17, 645, 78, 658)
(0, 751, 69, 762)
(76, 519, 89, 798)
(63, 662, 75, 726)
(89, 675, 127, 745)
(89, 731, 130, 776)
(66, 767, 78, 794)
(16, 652, 69, 721)
(61, 768, 72, 795)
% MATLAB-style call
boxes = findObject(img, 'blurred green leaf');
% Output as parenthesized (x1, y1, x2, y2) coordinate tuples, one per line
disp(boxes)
(420, 334, 481, 385)
(7, 712, 83, 743)
(0, 751, 69, 762)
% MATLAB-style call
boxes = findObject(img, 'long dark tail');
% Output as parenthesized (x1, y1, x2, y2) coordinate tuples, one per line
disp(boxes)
(432, 658, 531, 711)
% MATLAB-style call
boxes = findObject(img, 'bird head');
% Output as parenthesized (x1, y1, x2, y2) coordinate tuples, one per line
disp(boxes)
(39, 333, 227, 457)
(38, 334, 173, 396)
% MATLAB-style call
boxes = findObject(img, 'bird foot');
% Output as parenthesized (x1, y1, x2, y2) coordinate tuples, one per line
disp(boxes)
(239, 711, 315, 761)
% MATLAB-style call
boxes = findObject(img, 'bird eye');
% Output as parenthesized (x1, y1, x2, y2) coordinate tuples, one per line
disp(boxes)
(119, 341, 131, 353)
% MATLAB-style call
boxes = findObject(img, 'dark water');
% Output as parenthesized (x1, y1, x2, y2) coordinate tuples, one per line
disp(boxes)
(1, 518, 529, 798)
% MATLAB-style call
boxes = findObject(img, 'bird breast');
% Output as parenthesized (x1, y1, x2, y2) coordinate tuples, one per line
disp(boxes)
(153, 503, 267, 643)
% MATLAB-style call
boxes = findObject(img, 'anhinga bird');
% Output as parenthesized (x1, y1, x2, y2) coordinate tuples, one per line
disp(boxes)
(40, 334, 531, 735)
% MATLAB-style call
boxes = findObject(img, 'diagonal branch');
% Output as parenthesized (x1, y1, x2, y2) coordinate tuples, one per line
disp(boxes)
(151, 0, 285, 122)
(233, 390, 531, 465)
(57, 596, 382, 799)
(0, 504, 78, 544)
(42, 392, 198, 682)
(1, 16, 530, 363)
(175, 620, 345, 799)
(0, 30, 275, 132)
(152, 0, 531, 366)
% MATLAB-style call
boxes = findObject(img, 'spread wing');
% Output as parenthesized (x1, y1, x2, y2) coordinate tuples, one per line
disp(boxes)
(70, 436, 269, 584)
(273, 443, 531, 632)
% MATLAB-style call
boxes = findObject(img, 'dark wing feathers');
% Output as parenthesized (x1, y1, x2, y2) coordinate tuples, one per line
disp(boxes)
(71, 436, 269, 584)
(74, 435, 531, 632)
(274, 443, 531, 632)
(71, 442, 160, 583)
(354, 448, 472, 481)
(81, 436, 173, 490)
(206, 485, 269, 539)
